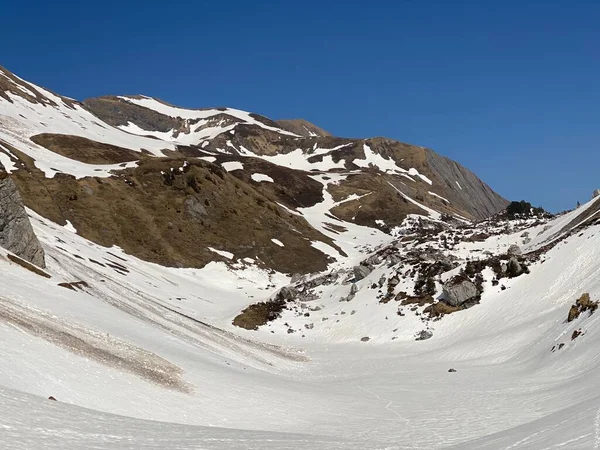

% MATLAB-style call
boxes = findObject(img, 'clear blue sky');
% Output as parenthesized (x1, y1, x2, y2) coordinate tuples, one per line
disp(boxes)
(2, 1, 599, 212)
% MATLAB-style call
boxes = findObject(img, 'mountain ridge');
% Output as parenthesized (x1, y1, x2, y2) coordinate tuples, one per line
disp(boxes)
(1, 64, 506, 275)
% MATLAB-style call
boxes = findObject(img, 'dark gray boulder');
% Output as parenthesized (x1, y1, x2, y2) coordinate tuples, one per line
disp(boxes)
(507, 245, 522, 256)
(442, 276, 478, 307)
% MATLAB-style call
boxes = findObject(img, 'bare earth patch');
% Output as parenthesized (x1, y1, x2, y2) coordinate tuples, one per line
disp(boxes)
(0, 297, 193, 393)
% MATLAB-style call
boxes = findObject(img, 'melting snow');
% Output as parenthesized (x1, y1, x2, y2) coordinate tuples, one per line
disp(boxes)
(251, 173, 274, 183)
(387, 181, 442, 220)
(428, 191, 450, 203)
(221, 161, 244, 172)
(63, 220, 77, 233)
(207, 247, 234, 260)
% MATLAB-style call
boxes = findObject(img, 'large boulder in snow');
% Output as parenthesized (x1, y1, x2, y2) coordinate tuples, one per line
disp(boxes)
(353, 265, 371, 281)
(506, 257, 522, 277)
(442, 276, 478, 307)
(0, 171, 45, 268)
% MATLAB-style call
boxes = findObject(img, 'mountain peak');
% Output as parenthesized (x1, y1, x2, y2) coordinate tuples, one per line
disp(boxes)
(276, 119, 331, 137)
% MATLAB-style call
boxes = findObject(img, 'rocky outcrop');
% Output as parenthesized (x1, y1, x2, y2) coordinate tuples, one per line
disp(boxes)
(442, 276, 478, 307)
(507, 245, 522, 256)
(354, 265, 371, 281)
(0, 169, 45, 267)
(425, 149, 508, 220)
(593, 189, 600, 199)
(415, 330, 433, 341)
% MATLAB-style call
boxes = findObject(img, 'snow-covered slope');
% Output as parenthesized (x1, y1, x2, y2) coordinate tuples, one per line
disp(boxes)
(0, 196, 599, 448)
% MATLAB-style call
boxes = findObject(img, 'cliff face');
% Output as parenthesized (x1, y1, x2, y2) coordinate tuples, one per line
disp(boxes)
(425, 149, 509, 220)
(0, 168, 45, 268)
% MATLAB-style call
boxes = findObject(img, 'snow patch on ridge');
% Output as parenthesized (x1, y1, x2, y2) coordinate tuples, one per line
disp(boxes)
(251, 173, 274, 183)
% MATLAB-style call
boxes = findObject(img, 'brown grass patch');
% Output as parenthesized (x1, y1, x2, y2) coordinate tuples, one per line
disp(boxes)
(10, 148, 334, 274)
(424, 301, 462, 318)
(232, 298, 286, 330)
(401, 295, 434, 306)
(30, 134, 142, 164)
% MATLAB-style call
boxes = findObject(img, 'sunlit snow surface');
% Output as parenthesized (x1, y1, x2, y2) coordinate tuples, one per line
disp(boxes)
(0, 199, 599, 448)
(2, 70, 600, 448)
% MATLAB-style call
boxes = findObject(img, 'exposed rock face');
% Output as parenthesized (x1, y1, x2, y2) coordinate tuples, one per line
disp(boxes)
(425, 149, 508, 220)
(442, 276, 478, 307)
(0, 170, 45, 267)
(593, 189, 600, 199)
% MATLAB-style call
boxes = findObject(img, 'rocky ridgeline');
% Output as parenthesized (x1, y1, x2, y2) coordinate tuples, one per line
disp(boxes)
(233, 209, 553, 339)
(0, 166, 45, 267)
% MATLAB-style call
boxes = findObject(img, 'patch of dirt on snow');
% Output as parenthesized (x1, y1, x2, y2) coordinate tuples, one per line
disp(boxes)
(0, 297, 193, 393)
(30, 133, 142, 164)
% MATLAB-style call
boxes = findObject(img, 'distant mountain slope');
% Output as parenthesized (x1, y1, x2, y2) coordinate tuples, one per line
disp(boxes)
(276, 119, 331, 137)
(1, 64, 507, 273)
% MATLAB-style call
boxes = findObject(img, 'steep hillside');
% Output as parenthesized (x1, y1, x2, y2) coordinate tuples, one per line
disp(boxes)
(0, 186, 599, 449)
(0, 65, 508, 275)
(3, 64, 600, 449)
(276, 118, 331, 137)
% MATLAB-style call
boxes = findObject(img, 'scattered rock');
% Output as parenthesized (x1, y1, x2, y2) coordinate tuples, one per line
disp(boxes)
(507, 244, 522, 256)
(360, 336, 370, 342)
(353, 265, 371, 281)
(290, 273, 303, 283)
(571, 329, 583, 340)
(567, 293, 598, 322)
(277, 286, 297, 301)
(48, 396, 57, 401)
(364, 254, 382, 266)
(387, 254, 402, 265)
(415, 330, 433, 341)
(448, 368, 457, 373)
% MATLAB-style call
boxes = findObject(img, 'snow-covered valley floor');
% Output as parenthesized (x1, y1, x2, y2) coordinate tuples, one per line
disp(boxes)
(2, 202, 600, 449)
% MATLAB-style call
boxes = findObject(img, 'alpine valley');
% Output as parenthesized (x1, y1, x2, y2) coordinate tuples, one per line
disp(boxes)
(1, 64, 599, 449)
